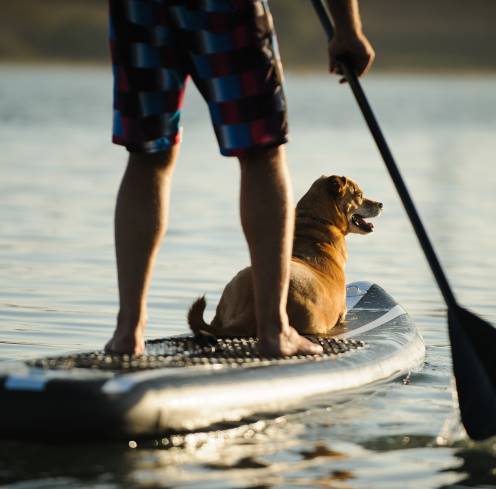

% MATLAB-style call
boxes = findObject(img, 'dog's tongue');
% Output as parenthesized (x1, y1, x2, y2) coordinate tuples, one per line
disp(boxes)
(354, 214, 374, 232)
(360, 220, 373, 232)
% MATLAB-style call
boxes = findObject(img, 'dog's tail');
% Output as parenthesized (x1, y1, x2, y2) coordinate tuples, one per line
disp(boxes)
(187, 296, 211, 335)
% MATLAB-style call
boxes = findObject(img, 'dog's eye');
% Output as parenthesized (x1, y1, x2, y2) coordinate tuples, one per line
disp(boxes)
(356, 192, 363, 199)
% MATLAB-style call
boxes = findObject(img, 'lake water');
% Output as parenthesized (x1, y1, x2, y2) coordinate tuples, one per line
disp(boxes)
(1, 65, 496, 488)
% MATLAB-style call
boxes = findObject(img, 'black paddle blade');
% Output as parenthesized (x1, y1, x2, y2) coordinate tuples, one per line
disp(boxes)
(448, 305, 496, 440)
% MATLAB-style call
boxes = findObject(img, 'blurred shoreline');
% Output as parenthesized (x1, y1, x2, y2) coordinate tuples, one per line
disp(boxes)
(2, 61, 495, 77)
(2, 0, 495, 73)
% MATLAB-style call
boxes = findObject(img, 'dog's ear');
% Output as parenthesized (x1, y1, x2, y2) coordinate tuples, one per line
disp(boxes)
(328, 176, 348, 196)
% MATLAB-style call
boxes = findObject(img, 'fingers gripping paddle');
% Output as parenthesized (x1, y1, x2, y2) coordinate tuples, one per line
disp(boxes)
(310, 0, 496, 440)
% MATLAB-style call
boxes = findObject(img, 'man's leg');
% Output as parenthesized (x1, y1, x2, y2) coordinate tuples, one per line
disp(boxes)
(105, 147, 179, 354)
(239, 145, 323, 356)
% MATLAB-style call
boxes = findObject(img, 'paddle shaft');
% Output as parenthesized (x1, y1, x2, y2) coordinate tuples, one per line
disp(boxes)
(310, 0, 458, 311)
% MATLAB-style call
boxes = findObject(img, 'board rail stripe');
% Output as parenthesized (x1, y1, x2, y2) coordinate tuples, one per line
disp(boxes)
(335, 304, 406, 339)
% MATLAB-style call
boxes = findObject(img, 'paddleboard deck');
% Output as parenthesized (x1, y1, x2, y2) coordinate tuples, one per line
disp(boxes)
(0, 282, 425, 440)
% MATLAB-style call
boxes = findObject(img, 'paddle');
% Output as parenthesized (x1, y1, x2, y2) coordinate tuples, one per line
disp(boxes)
(310, 0, 496, 441)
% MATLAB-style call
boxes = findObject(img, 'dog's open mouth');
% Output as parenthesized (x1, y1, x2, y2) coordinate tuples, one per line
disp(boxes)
(352, 214, 374, 233)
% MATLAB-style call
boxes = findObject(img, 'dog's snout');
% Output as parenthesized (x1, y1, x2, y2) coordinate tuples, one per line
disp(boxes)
(378, 202, 383, 209)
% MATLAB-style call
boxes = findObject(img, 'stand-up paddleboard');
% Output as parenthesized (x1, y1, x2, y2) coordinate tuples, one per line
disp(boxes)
(0, 282, 424, 440)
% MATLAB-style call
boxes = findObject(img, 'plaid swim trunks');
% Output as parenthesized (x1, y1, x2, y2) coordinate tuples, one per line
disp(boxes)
(109, 0, 289, 156)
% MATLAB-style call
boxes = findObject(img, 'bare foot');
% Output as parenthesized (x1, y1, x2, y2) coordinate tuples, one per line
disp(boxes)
(257, 326, 323, 357)
(105, 310, 147, 355)
(104, 332, 145, 355)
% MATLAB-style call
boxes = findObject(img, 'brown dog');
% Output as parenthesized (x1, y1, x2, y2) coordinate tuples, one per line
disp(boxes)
(188, 175, 382, 336)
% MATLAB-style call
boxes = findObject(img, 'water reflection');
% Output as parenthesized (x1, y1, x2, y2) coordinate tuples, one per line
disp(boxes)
(447, 445, 496, 488)
(0, 403, 494, 488)
(1, 67, 496, 488)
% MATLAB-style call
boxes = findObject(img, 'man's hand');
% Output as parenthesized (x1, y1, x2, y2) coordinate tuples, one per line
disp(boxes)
(328, 31, 375, 83)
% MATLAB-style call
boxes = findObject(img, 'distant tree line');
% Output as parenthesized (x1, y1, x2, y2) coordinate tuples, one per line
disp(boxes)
(1, 0, 495, 71)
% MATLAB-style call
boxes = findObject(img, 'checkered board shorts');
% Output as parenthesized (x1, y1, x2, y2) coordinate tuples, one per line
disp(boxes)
(109, 0, 289, 156)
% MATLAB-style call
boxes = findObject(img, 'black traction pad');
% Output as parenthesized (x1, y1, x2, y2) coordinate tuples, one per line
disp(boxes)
(27, 335, 366, 372)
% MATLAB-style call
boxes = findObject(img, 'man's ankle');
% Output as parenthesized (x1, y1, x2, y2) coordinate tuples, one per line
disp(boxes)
(256, 311, 291, 339)
(117, 308, 147, 331)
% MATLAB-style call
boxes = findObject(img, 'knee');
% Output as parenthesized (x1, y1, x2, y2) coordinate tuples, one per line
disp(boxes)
(128, 147, 178, 174)
(238, 144, 285, 171)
